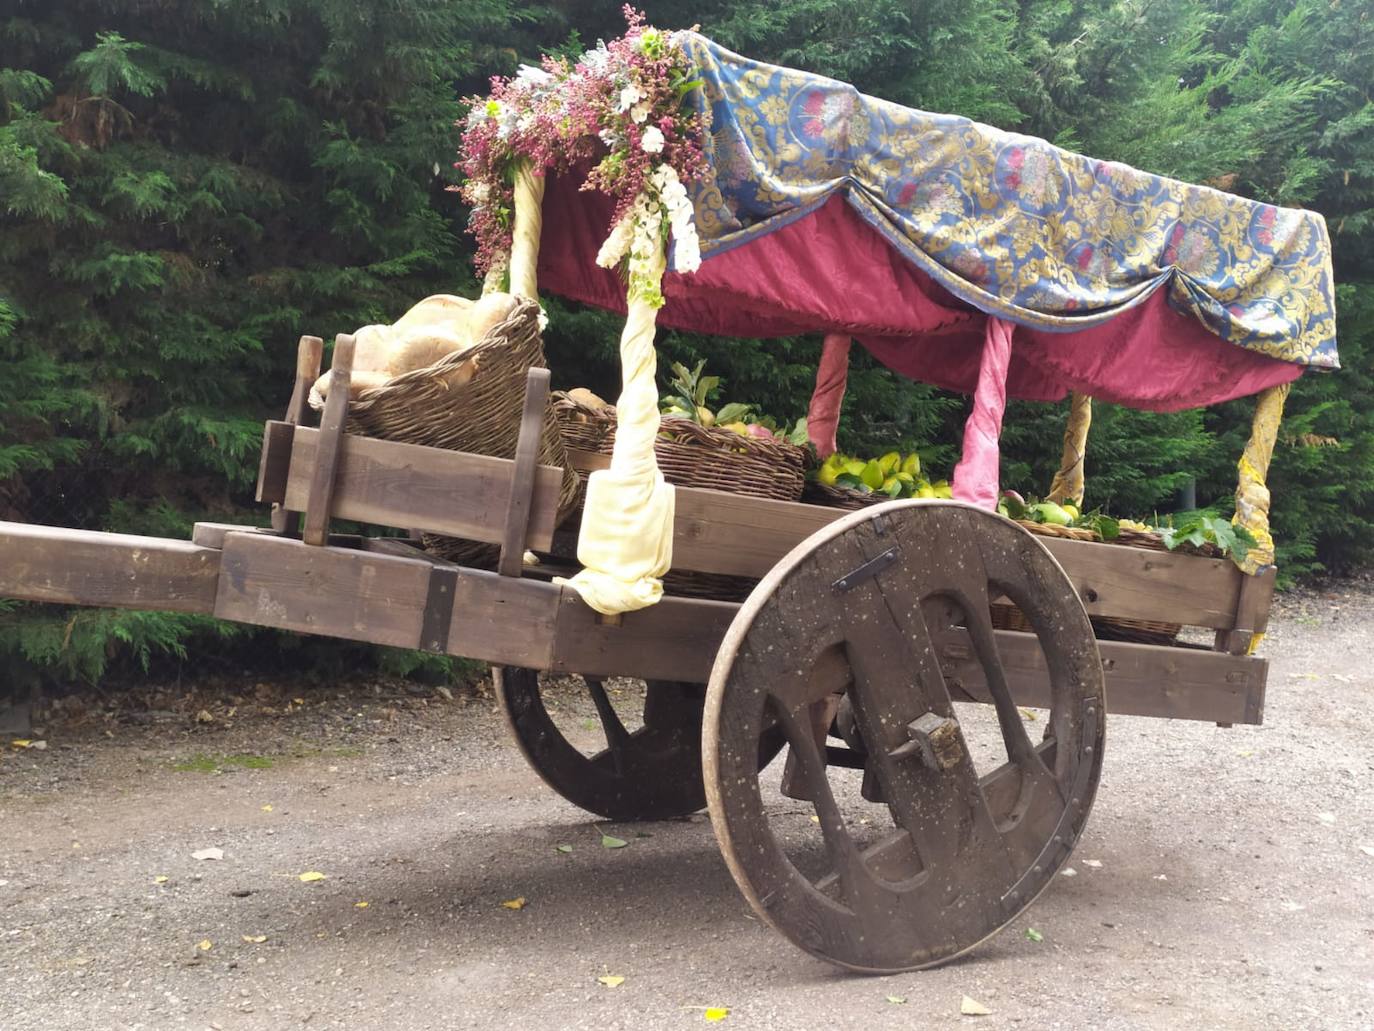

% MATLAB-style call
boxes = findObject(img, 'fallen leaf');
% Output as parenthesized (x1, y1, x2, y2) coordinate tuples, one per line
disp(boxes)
(29, 740, 47, 750)
(154, 875, 169, 885)
(500, 897, 527, 910)
(704, 1007, 729, 1021)
(1060, 867, 1077, 877)
(355, 900, 369, 908)
(601, 834, 628, 849)
(1154, 874, 1168, 881)
(597, 975, 625, 988)
(961, 995, 991, 1016)
(298, 871, 327, 883)
(1234, 749, 1254, 758)
(241, 935, 267, 944)
(10, 740, 31, 749)
(1317, 812, 1336, 825)
(195, 710, 214, 724)
(886, 995, 907, 1004)
(293, 698, 306, 706)
(1025, 927, 1043, 942)
(197, 939, 213, 952)
(260, 804, 273, 813)
(809, 815, 820, 824)
(1081, 859, 1102, 868)
(192, 848, 224, 862)
(555, 844, 573, 854)
(435, 685, 454, 702)
(1018, 707, 1038, 721)
(1360, 845, 1374, 858)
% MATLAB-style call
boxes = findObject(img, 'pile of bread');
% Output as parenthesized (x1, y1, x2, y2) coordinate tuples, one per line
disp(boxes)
(313, 292, 520, 401)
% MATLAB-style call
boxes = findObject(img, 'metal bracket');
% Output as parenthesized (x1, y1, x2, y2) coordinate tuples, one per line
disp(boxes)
(419, 565, 458, 654)
(832, 546, 898, 592)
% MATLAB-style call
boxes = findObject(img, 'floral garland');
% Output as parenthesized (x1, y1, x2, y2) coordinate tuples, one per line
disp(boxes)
(455, 6, 708, 306)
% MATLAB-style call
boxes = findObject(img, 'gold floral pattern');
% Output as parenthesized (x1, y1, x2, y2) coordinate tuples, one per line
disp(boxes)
(680, 34, 1338, 368)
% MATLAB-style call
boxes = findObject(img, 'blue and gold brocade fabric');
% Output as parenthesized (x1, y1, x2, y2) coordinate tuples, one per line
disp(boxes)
(679, 34, 1338, 369)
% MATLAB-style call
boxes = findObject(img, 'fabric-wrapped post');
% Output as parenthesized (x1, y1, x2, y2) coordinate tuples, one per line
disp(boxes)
(562, 244, 676, 614)
(1233, 382, 1289, 576)
(952, 318, 1014, 509)
(1047, 392, 1092, 506)
(806, 334, 851, 459)
(508, 163, 545, 302)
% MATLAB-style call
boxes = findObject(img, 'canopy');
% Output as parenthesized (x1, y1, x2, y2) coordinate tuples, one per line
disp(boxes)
(538, 33, 1338, 411)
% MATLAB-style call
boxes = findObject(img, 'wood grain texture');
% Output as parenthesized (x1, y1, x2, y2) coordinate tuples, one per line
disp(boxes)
(550, 591, 738, 683)
(498, 368, 550, 577)
(0, 522, 220, 613)
(273, 335, 324, 534)
(303, 334, 355, 546)
(281, 428, 563, 550)
(937, 627, 1267, 725)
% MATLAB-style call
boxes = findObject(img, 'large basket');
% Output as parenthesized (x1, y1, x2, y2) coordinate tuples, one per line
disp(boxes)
(553, 394, 809, 503)
(309, 298, 580, 567)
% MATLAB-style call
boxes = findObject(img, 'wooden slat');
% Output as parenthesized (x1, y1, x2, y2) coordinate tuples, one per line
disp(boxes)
(272, 335, 323, 534)
(191, 522, 275, 549)
(214, 531, 432, 648)
(257, 421, 297, 507)
(280, 428, 564, 551)
(1037, 535, 1244, 631)
(1216, 566, 1277, 654)
(551, 591, 739, 683)
(936, 627, 1267, 725)
(0, 522, 219, 614)
(498, 368, 550, 577)
(303, 334, 355, 546)
(669, 488, 836, 578)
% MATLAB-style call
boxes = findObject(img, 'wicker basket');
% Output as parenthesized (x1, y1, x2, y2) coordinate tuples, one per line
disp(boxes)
(801, 481, 892, 510)
(553, 395, 808, 503)
(988, 600, 1180, 645)
(308, 298, 580, 568)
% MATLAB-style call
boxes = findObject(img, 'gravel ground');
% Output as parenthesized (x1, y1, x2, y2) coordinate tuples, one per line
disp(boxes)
(1, 577, 1371, 1031)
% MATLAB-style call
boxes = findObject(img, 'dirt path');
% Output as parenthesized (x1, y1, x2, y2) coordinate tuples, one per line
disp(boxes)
(2, 580, 1372, 1031)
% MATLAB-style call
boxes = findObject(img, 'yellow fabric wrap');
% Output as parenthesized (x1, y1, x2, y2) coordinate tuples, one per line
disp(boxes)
(561, 246, 676, 613)
(1233, 382, 1289, 578)
(508, 163, 545, 302)
(1047, 393, 1092, 506)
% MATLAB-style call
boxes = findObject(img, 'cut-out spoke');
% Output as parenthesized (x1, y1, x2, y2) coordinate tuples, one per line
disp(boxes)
(772, 696, 888, 916)
(585, 677, 631, 772)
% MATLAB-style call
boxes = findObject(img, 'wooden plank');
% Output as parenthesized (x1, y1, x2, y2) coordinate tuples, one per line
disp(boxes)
(669, 488, 837, 578)
(303, 334, 355, 546)
(272, 335, 324, 534)
(1215, 566, 1277, 654)
(191, 522, 275, 549)
(0, 522, 219, 614)
(446, 569, 562, 670)
(281, 429, 564, 552)
(214, 531, 431, 648)
(935, 627, 1267, 725)
(498, 368, 550, 577)
(551, 591, 738, 683)
(1037, 535, 1243, 631)
(257, 421, 297, 507)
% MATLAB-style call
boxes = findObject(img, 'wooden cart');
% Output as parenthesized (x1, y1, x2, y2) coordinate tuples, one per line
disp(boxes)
(0, 335, 1274, 973)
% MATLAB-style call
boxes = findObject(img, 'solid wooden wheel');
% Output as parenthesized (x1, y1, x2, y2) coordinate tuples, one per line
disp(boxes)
(494, 668, 712, 821)
(704, 500, 1105, 973)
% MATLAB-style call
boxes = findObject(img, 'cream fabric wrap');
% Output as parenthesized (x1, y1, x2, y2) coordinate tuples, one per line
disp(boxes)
(560, 246, 676, 614)
(508, 164, 545, 302)
(1233, 382, 1288, 576)
(1048, 393, 1093, 506)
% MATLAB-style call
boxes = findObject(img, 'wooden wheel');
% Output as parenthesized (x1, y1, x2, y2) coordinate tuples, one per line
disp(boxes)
(494, 668, 712, 821)
(704, 500, 1105, 973)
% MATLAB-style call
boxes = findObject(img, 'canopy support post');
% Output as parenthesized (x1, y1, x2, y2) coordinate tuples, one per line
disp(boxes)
(508, 162, 545, 302)
(806, 334, 852, 459)
(1233, 382, 1289, 576)
(1047, 393, 1092, 506)
(952, 318, 1014, 510)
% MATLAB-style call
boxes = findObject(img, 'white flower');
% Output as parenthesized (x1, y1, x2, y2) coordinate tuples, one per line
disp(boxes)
(616, 84, 643, 113)
(470, 181, 491, 204)
(631, 101, 651, 124)
(641, 126, 665, 154)
(516, 65, 553, 89)
(596, 213, 635, 269)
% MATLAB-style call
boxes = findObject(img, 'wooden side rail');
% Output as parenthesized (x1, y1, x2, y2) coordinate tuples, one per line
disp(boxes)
(0, 522, 220, 614)
(209, 530, 1267, 724)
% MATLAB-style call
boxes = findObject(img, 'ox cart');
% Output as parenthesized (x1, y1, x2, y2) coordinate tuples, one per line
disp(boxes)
(0, 27, 1336, 973)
